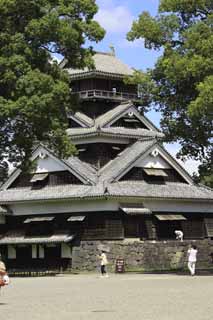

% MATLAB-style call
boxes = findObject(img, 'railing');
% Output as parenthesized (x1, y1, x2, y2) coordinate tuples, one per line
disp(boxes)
(72, 90, 139, 101)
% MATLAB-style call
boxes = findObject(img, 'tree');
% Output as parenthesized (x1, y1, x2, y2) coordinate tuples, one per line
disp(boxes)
(0, 0, 105, 180)
(127, 0, 213, 185)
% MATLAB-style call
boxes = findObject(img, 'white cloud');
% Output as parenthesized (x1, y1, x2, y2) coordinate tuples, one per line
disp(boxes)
(95, 5, 134, 34)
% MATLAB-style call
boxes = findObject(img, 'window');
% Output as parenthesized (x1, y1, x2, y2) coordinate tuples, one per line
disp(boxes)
(124, 217, 140, 237)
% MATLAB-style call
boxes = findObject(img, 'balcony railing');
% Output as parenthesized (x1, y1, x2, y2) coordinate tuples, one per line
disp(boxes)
(72, 90, 139, 101)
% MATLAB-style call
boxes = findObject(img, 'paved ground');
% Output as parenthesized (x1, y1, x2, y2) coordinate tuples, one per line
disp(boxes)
(0, 273, 213, 320)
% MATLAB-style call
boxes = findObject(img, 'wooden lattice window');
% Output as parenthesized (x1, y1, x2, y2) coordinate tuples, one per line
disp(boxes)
(124, 217, 140, 237)
(181, 220, 204, 239)
(106, 220, 124, 239)
(204, 219, 213, 237)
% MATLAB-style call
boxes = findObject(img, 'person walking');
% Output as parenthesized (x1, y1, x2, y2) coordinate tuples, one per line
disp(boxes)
(98, 250, 109, 277)
(187, 244, 198, 276)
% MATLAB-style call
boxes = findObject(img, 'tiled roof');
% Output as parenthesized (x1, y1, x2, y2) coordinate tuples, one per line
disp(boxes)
(66, 52, 134, 79)
(0, 231, 75, 244)
(0, 185, 95, 202)
(99, 140, 157, 182)
(67, 127, 164, 139)
(65, 157, 97, 184)
(108, 181, 213, 201)
(95, 101, 132, 127)
(72, 112, 94, 127)
(0, 205, 8, 213)
(0, 182, 212, 203)
(67, 102, 163, 139)
(95, 101, 160, 132)
(67, 126, 97, 136)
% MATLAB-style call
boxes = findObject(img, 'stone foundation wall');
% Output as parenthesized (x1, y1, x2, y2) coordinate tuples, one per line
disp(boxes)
(71, 239, 213, 272)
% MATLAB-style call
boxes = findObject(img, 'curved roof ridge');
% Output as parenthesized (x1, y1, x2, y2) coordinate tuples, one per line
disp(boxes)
(66, 126, 164, 139)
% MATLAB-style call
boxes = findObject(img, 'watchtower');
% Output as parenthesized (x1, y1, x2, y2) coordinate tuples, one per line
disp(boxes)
(62, 49, 139, 117)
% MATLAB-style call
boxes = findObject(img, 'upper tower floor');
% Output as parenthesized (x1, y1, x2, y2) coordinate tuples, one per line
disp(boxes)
(61, 50, 140, 105)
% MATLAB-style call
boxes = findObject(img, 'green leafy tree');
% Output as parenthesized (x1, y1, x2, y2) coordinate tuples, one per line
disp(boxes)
(127, 0, 213, 185)
(0, 0, 105, 180)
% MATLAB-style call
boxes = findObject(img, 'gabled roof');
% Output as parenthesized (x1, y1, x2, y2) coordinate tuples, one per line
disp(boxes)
(66, 157, 97, 183)
(67, 102, 163, 140)
(68, 112, 94, 128)
(32, 145, 97, 185)
(99, 140, 156, 183)
(107, 181, 213, 201)
(1, 145, 97, 190)
(64, 52, 134, 80)
(98, 140, 194, 184)
(95, 101, 160, 132)
(0, 182, 212, 203)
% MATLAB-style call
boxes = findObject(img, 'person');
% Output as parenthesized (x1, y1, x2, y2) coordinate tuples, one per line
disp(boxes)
(174, 230, 184, 242)
(0, 254, 8, 288)
(187, 244, 198, 276)
(112, 87, 117, 96)
(98, 250, 109, 277)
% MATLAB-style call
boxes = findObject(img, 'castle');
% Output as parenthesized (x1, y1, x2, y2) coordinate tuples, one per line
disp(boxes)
(0, 51, 212, 272)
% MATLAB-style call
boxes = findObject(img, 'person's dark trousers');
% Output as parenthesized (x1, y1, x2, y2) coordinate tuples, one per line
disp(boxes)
(101, 265, 106, 275)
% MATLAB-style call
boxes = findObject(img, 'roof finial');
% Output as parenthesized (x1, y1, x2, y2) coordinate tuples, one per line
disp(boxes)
(109, 44, 115, 56)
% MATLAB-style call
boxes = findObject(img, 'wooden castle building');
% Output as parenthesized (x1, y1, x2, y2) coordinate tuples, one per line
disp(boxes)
(0, 51, 213, 272)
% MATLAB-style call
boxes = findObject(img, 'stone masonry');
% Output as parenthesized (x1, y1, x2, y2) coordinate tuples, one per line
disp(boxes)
(71, 239, 213, 272)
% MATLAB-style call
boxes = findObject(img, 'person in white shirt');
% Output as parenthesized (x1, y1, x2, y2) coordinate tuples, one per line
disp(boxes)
(175, 230, 184, 242)
(187, 245, 198, 276)
(98, 251, 109, 277)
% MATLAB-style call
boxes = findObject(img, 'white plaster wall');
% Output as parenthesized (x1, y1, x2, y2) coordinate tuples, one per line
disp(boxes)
(135, 153, 171, 169)
(144, 199, 213, 213)
(9, 198, 213, 215)
(35, 157, 66, 173)
(9, 199, 119, 215)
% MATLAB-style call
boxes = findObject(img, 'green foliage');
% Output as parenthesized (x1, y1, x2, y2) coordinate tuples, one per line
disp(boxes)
(193, 151, 213, 188)
(127, 0, 213, 183)
(0, 0, 105, 179)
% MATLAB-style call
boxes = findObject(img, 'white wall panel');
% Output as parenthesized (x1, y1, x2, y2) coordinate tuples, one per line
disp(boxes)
(136, 154, 171, 169)
(35, 157, 66, 173)
(10, 200, 119, 215)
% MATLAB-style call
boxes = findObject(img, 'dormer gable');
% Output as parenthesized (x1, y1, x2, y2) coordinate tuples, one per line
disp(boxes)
(99, 140, 193, 185)
(118, 145, 193, 185)
(95, 101, 161, 133)
(1, 145, 96, 190)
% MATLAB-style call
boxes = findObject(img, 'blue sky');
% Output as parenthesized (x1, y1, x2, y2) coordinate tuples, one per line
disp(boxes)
(91, 0, 200, 174)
